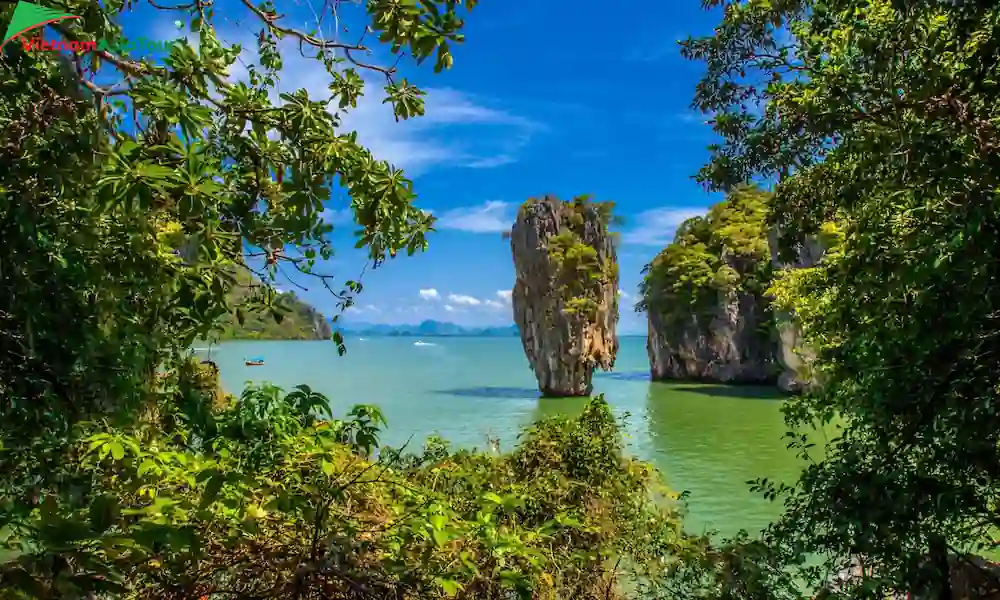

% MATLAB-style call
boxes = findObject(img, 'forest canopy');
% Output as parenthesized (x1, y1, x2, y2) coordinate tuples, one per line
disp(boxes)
(636, 184, 772, 322)
(214, 269, 333, 340)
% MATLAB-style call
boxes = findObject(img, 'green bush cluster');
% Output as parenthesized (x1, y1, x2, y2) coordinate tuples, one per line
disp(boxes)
(637, 184, 773, 326)
(532, 195, 620, 321)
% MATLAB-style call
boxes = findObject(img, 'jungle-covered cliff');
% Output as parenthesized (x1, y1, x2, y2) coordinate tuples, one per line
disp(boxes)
(637, 185, 824, 390)
(156, 220, 331, 342)
(215, 269, 333, 341)
(509, 195, 619, 397)
(638, 185, 782, 384)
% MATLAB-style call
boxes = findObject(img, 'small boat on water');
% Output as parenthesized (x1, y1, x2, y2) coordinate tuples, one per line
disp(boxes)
(244, 356, 265, 366)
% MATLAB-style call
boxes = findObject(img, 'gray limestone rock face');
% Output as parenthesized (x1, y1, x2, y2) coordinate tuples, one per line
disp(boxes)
(767, 228, 825, 393)
(646, 249, 778, 384)
(309, 307, 332, 340)
(509, 197, 618, 397)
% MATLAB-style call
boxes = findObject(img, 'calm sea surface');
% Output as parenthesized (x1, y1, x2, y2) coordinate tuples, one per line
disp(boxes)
(208, 336, 809, 537)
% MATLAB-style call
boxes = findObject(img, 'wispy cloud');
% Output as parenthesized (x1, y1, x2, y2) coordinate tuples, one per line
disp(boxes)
(496, 290, 512, 302)
(435, 201, 515, 233)
(345, 303, 380, 314)
(339, 87, 539, 175)
(201, 26, 539, 176)
(419, 288, 440, 301)
(321, 208, 353, 224)
(677, 111, 707, 124)
(485, 299, 505, 309)
(620, 207, 706, 246)
(465, 155, 518, 169)
(447, 294, 481, 306)
(444, 304, 456, 312)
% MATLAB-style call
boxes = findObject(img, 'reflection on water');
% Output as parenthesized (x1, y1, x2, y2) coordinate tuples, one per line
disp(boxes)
(641, 382, 800, 536)
(673, 384, 787, 400)
(595, 370, 651, 382)
(435, 387, 540, 400)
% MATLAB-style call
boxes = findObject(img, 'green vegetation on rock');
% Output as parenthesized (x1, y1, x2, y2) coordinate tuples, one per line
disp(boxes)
(539, 195, 620, 320)
(510, 194, 621, 396)
(214, 269, 332, 341)
(637, 184, 773, 325)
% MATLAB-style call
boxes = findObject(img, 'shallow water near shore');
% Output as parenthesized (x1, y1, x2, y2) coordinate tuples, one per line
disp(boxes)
(208, 336, 805, 536)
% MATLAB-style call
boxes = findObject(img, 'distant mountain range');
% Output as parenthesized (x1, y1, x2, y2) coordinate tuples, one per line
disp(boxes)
(333, 320, 519, 338)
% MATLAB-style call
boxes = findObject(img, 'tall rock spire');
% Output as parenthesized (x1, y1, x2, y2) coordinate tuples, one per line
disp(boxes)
(509, 195, 619, 397)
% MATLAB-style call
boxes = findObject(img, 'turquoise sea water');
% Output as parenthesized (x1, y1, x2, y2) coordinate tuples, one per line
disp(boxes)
(208, 336, 803, 537)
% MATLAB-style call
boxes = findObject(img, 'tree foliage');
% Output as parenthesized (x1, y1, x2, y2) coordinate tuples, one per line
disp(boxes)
(683, 0, 1000, 597)
(534, 194, 620, 320)
(637, 184, 772, 324)
(214, 269, 333, 340)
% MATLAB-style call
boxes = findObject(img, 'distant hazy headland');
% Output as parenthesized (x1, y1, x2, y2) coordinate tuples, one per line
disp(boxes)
(333, 319, 519, 338)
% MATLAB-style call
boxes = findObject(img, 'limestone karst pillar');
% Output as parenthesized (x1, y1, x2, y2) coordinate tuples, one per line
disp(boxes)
(508, 195, 619, 397)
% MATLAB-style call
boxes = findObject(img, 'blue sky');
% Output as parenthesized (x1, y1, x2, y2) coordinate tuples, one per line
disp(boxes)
(116, 0, 727, 335)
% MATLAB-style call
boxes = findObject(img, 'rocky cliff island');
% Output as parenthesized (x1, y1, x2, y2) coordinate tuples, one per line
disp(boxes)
(638, 184, 778, 384)
(216, 269, 333, 341)
(509, 195, 619, 396)
(637, 185, 829, 392)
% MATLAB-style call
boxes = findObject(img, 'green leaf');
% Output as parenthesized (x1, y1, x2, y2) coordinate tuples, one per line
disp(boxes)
(136, 162, 177, 181)
(431, 528, 448, 548)
(109, 442, 125, 461)
(199, 475, 224, 510)
(436, 578, 462, 597)
(482, 492, 503, 504)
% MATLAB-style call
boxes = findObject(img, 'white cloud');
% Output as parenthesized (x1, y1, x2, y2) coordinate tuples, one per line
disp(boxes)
(447, 294, 481, 306)
(419, 288, 440, 301)
(444, 304, 456, 312)
(618, 290, 630, 299)
(678, 111, 707, 124)
(200, 24, 538, 176)
(465, 155, 517, 169)
(321, 207, 352, 224)
(485, 299, 505, 309)
(496, 289, 513, 301)
(621, 208, 706, 246)
(435, 201, 515, 233)
(345, 303, 380, 314)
